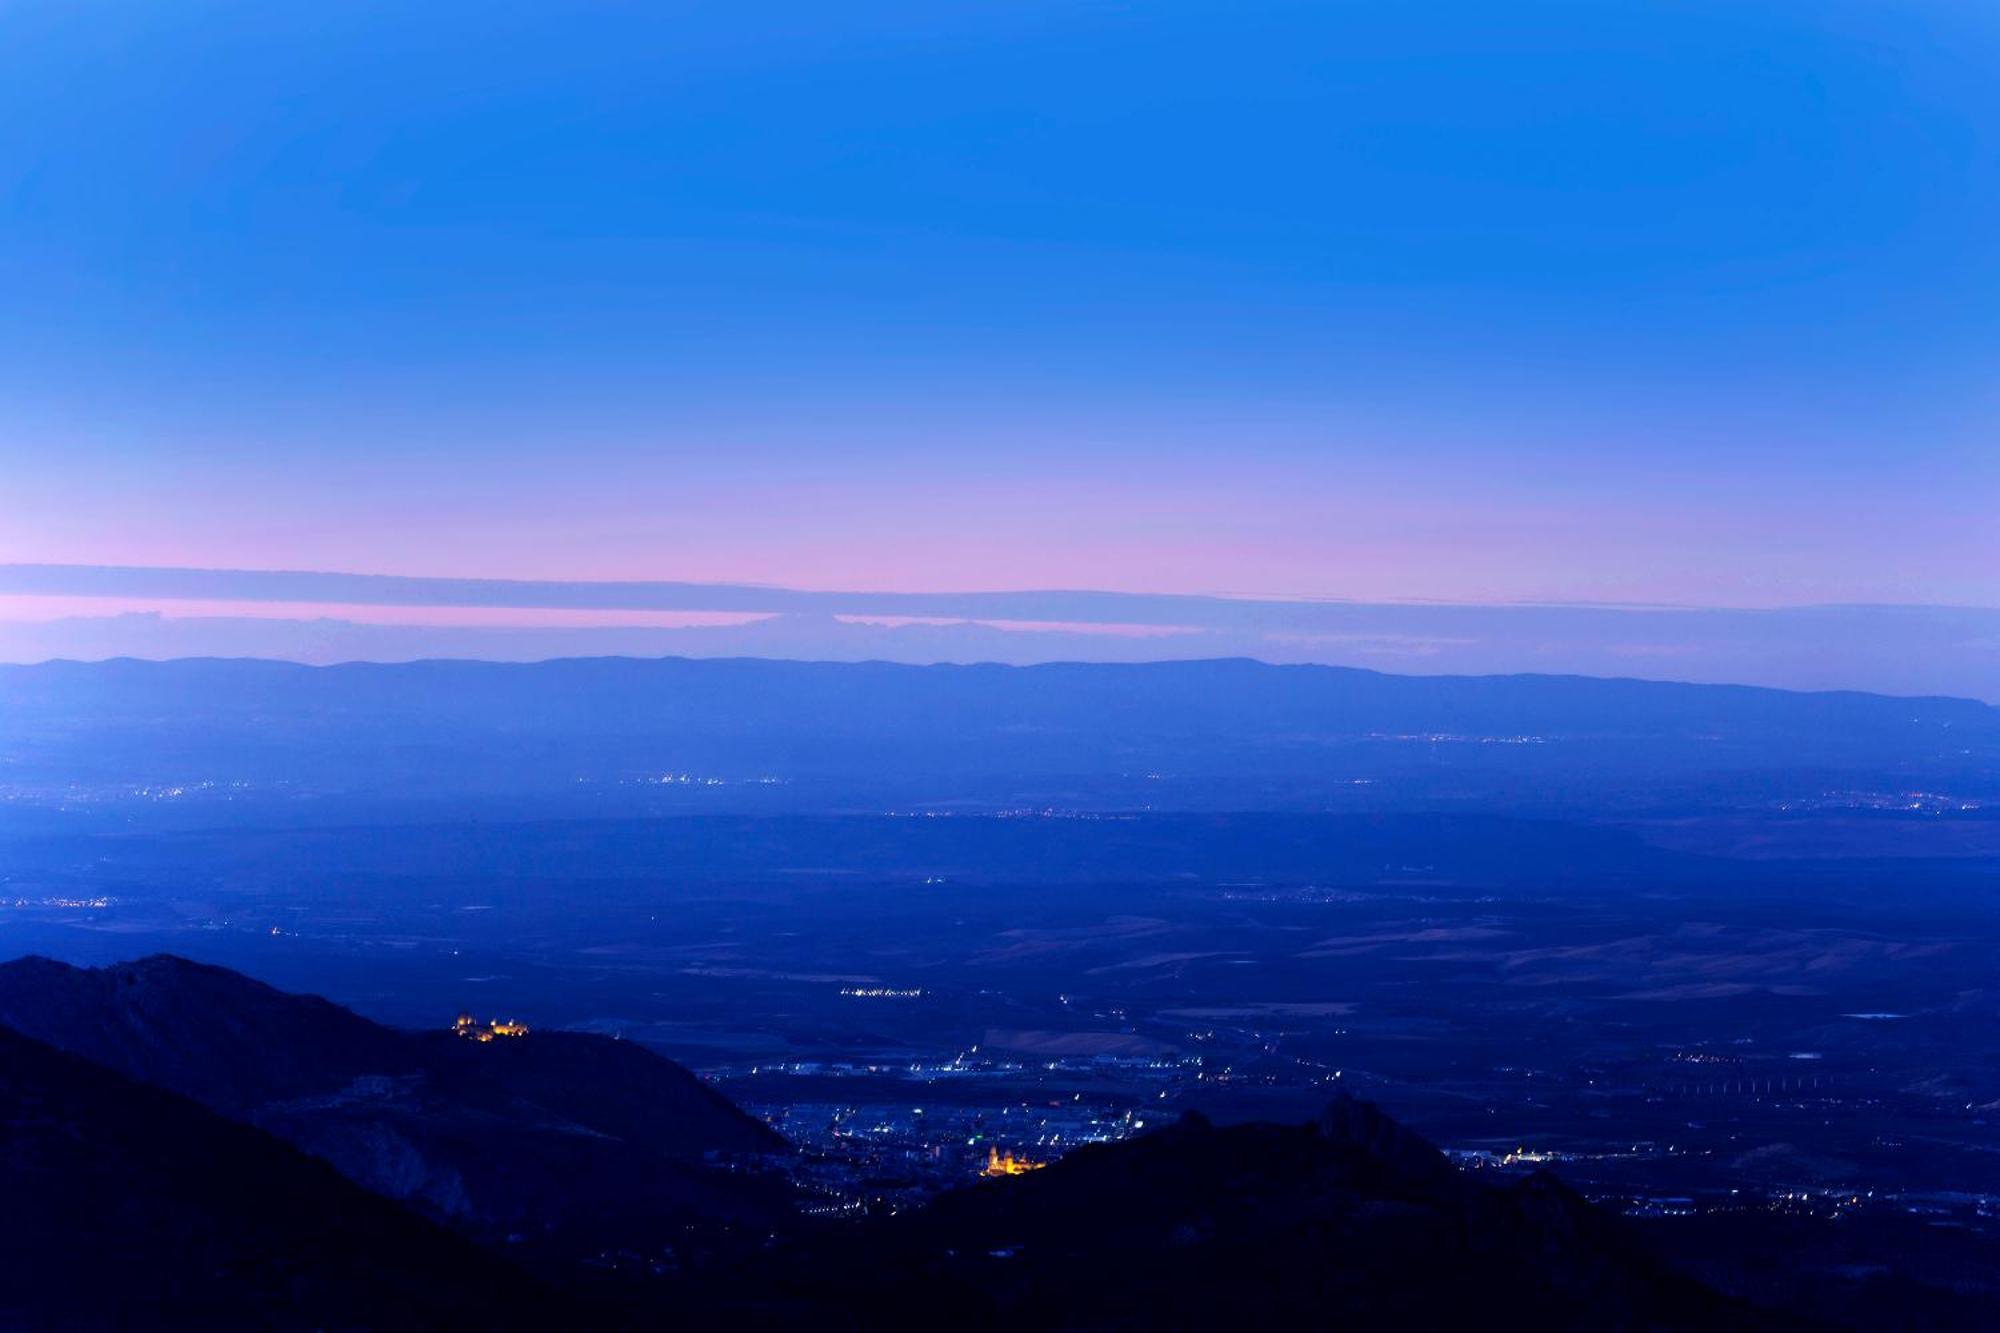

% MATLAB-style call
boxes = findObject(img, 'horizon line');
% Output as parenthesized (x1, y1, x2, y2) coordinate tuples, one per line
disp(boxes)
(6, 562, 1996, 621)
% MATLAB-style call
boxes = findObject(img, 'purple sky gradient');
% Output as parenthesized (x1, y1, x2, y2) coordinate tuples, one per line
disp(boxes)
(3, 2, 1997, 612)
(5, 426, 1994, 607)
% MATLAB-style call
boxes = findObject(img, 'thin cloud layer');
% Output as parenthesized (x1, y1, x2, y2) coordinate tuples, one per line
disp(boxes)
(3, 565, 1994, 701)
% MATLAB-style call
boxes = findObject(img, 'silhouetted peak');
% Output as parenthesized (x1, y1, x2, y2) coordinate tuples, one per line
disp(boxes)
(1315, 1091, 1460, 1191)
(0, 954, 75, 980)
(0, 1021, 563, 1328)
(2, 951, 293, 1000)
(0, 950, 376, 1030)
(1506, 1168, 1618, 1245)
(0, 953, 786, 1159)
(728, 1092, 1773, 1331)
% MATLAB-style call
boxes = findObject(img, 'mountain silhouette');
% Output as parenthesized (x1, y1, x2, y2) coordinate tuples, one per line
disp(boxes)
(0, 956, 1808, 1330)
(0, 955, 789, 1252)
(5, 656, 1990, 809)
(682, 1097, 1795, 1331)
(0, 1022, 566, 1331)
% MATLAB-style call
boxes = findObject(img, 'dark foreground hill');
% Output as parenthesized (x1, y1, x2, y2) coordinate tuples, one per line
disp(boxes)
(0, 1024, 565, 1331)
(0, 955, 789, 1254)
(686, 1096, 1793, 1332)
(0, 956, 1802, 1330)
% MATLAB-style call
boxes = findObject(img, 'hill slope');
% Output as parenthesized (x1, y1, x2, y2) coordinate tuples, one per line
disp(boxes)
(696, 1095, 1794, 1331)
(0, 955, 788, 1249)
(0, 956, 1795, 1330)
(0, 1023, 565, 1331)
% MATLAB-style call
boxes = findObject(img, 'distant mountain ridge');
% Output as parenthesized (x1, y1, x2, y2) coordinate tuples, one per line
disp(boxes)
(3, 656, 1994, 819)
(7, 563, 1998, 699)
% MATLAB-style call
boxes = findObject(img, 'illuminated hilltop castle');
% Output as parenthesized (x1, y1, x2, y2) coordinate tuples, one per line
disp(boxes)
(452, 1012, 529, 1043)
(984, 1146, 1045, 1177)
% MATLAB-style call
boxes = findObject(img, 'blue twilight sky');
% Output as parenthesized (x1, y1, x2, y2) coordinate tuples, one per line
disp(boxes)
(1, 0, 1996, 606)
